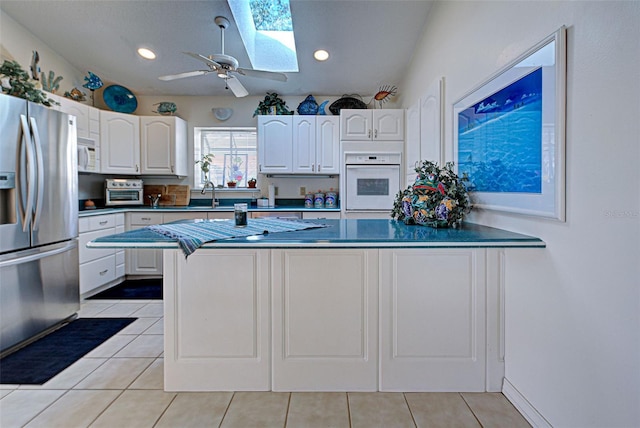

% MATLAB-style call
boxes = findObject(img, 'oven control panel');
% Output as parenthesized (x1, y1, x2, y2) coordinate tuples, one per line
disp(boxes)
(345, 153, 401, 165)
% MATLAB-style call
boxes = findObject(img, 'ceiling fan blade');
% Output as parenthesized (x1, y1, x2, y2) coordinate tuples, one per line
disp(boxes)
(236, 68, 287, 82)
(183, 51, 222, 69)
(158, 70, 209, 81)
(224, 75, 248, 98)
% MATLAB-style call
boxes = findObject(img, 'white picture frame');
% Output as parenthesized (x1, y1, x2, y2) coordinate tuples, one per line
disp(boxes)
(453, 26, 566, 221)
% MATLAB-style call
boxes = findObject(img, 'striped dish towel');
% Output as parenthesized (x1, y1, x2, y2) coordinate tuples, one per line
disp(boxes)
(148, 218, 325, 257)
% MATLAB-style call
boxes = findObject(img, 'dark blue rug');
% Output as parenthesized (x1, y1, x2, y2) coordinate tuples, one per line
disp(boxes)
(88, 279, 162, 300)
(0, 318, 136, 385)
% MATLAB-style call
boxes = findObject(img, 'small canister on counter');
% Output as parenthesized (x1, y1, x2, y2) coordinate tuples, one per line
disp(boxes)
(234, 203, 248, 227)
(304, 193, 314, 208)
(325, 191, 337, 208)
(314, 192, 325, 208)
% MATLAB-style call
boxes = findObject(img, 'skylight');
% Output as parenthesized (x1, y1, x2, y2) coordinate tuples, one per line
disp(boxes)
(249, 0, 293, 31)
(228, 0, 299, 72)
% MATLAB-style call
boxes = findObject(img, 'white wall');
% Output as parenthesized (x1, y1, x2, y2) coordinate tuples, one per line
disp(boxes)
(1, 10, 86, 100)
(400, 2, 639, 427)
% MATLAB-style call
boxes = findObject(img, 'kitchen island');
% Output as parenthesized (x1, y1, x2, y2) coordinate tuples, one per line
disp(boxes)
(89, 219, 544, 392)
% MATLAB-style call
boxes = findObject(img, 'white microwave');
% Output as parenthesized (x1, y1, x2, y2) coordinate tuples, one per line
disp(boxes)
(77, 137, 97, 172)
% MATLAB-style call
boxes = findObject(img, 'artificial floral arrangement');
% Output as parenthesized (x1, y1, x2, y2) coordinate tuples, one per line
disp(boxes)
(0, 60, 56, 106)
(253, 92, 292, 116)
(391, 160, 472, 228)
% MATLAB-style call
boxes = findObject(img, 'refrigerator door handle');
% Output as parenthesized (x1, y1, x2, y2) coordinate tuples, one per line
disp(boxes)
(29, 117, 45, 231)
(0, 240, 77, 268)
(18, 115, 35, 232)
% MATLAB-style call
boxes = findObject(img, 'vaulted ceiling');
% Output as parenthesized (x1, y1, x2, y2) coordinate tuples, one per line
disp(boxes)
(1, 1, 433, 97)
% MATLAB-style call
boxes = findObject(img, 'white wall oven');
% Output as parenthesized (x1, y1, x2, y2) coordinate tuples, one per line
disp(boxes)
(105, 179, 144, 206)
(344, 153, 401, 211)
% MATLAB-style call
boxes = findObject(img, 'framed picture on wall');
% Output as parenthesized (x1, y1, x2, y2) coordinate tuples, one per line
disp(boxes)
(453, 26, 566, 221)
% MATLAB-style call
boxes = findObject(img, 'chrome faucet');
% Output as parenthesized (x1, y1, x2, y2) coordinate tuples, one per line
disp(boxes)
(201, 181, 218, 207)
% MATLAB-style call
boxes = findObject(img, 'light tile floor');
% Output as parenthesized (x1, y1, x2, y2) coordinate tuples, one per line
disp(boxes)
(0, 300, 531, 428)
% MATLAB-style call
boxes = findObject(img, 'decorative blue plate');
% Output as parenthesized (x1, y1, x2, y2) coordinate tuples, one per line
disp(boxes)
(103, 85, 137, 113)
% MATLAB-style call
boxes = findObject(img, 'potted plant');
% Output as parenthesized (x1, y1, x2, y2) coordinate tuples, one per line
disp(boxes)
(247, 178, 257, 188)
(195, 153, 215, 186)
(253, 92, 293, 116)
(226, 180, 237, 188)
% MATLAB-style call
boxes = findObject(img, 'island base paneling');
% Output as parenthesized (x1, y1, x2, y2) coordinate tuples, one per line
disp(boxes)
(163, 249, 271, 391)
(271, 249, 379, 391)
(161, 247, 504, 392)
(379, 248, 489, 392)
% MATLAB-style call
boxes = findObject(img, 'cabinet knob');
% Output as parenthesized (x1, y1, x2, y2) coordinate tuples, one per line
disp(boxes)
(374, 129, 378, 138)
(368, 129, 372, 139)
(136, 164, 139, 172)
(99, 269, 108, 276)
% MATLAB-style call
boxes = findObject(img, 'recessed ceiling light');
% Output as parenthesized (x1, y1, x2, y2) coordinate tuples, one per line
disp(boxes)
(137, 48, 156, 60)
(314, 49, 329, 61)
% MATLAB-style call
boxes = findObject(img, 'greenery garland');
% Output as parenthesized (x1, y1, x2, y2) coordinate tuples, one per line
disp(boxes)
(391, 160, 472, 228)
(0, 60, 56, 106)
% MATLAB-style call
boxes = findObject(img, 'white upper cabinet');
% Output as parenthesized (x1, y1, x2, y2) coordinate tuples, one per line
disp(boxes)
(100, 110, 140, 174)
(292, 116, 315, 173)
(340, 109, 404, 141)
(292, 116, 340, 174)
(258, 116, 293, 173)
(140, 116, 188, 176)
(405, 78, 444, 186)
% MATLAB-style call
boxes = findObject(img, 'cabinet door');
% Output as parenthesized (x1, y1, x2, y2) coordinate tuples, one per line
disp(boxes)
(420, 78, 443, 165)
(379, 248, 487, 391)
(405, 101, 421, 185)
(57, 96, 90, 139)
(374, 109, 404, 141)
(258, 116, 292, 173)
(315, 116, 340, 173)
(163, 248, 271, 391)
(126, 212, 163, 275)
(140, 117, 174, 175)
(100, 110, 140, 174)
(292, 116, 315, 173)
(272, 249, 379, 391)
(140, 116, 187, 176)
(340, 109, 372, 140)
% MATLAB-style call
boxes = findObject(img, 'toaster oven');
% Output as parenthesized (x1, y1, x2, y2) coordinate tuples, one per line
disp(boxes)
(105, 179, 144, 206)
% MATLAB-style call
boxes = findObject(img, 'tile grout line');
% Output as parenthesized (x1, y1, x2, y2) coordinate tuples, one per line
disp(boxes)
(217, 391, 236, 428)
(283, 392, 292, 427)
(459, 392, 485, 427)
(152, 390, 179, 427)
(402, 392, 419, 428)
(346, 392, 353, 428)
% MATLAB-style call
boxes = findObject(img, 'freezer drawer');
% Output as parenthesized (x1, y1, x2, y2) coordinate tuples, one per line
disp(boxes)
(0, 240, 79, 353)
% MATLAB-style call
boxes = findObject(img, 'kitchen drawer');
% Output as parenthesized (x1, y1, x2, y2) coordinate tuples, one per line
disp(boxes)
(128, 212, 163, 226)
(79, 214, 117, 233)
(80, 255, 116, 295)
(302, 211, 341, 220)
(79, 228, 115, 264)
(163, 212, 208, 222)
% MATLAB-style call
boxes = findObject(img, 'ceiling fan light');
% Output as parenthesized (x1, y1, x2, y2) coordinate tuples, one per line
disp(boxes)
(313, 49, 329, 61)
(137, 47, 156, 60)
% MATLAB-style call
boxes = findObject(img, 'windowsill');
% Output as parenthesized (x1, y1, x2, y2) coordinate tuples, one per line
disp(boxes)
(193, 188, 261, 194)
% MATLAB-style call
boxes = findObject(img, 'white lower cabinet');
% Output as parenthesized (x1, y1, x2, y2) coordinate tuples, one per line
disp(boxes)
(271, 249, 379, 391)
(78, 213, 125, 296)
(301, 211, 341, 220)
(126, 212, 163, 276)
(163, 248, 271, 391)
(379, 248, 488, 392)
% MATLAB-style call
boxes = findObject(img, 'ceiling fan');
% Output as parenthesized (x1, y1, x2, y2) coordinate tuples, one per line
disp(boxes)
(158, 16, 287, 97)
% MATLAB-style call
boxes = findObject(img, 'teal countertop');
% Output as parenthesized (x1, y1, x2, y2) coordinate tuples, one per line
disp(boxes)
(79, 204, 340, 217)
(88, 219, 545, 250)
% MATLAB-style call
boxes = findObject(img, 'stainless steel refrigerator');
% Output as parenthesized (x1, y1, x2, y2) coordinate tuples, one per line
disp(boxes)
(0, 93, 79, 355)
